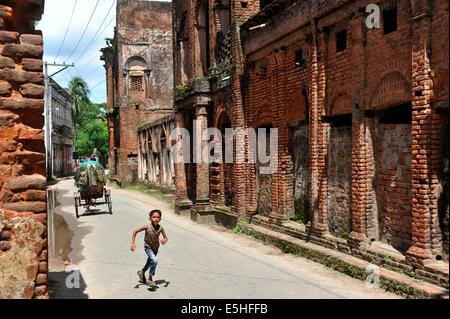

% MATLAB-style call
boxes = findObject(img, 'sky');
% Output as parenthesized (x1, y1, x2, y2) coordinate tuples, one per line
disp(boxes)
(37, 0, 117, 104)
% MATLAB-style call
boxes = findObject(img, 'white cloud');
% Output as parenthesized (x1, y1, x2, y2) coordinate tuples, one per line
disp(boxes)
(37, 0, 117, 103)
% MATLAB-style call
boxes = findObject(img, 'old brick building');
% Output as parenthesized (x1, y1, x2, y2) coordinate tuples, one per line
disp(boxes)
(173, 0, 448, 286)
(0, 0, 48, 298)
(102, 0, 174, 186)
(47, 78, 74, 177)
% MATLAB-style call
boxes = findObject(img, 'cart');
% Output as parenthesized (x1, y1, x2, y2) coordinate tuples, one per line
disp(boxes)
(73, 160, 112, 218)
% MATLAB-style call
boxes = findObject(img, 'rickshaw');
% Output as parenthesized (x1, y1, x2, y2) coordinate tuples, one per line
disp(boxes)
(73, 160, 112, 218)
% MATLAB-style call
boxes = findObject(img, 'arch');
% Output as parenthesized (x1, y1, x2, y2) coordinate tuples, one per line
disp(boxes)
(255, 99, 273, 128)
(287, 89, 307, 122)
(215, 107, 231, 129)
(369, 71, 410, 110)
(327, 92, 352, 117)
(125, 56, 148, 71)
(195, 0, 209, 76)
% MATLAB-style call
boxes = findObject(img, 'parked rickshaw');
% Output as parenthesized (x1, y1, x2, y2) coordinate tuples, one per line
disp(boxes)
(73, 160, 112, 218)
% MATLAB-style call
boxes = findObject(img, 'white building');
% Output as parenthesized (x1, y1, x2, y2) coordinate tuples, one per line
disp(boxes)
(46, 78, 74, 177)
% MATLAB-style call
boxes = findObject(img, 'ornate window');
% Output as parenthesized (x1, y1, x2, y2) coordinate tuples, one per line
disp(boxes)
(130, 76, 143, 92)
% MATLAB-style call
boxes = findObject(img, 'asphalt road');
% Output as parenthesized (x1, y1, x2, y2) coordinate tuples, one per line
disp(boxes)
(47, 177, 401, 299)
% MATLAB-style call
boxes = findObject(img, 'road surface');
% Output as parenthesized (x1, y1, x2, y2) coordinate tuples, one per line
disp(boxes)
(47, 177, 401, 299)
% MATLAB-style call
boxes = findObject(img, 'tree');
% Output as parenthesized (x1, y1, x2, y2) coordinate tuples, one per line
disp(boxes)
(67, 76, 91, 149)
(76, 118, 109, 162)
(76, 102, 106, 127)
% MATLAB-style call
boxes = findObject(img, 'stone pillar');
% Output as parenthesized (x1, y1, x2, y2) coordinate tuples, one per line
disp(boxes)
(191, 105, 213, 222)
(174, 111, 192, 216)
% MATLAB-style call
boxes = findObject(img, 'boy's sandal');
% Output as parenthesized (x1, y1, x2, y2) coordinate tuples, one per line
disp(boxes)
(137, 270, 145, 283)
(147, 280, 156, 287)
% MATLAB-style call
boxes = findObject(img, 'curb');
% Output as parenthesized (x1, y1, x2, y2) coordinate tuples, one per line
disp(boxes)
(237, 222, 449, 299)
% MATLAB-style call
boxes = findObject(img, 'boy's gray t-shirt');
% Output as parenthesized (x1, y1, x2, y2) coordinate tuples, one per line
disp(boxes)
(144, 223, 164, 252)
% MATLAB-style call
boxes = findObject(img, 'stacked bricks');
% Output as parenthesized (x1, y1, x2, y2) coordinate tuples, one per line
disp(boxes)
(0, 0, 47, 298)
(376, 123, 412, 252)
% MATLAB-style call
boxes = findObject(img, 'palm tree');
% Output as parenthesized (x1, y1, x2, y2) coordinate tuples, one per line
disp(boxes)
(67, 76, 91, 151)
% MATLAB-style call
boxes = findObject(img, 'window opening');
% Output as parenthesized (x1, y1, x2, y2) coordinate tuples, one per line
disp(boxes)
(336, 30, 347, 52)
(383, 7, 397, 35)
(130, 76, 143, 92)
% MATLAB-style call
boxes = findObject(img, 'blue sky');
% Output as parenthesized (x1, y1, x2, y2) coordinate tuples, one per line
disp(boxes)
(37, 0, 117, 104)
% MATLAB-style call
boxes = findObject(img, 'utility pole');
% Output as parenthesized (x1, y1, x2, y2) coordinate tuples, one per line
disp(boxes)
(44, 62, 74, 181)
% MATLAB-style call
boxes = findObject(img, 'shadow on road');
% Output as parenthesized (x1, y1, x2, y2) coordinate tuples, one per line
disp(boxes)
(48, 270, 89, 299)
(134, 279, 170, 292)
(78, 208, 112, 218)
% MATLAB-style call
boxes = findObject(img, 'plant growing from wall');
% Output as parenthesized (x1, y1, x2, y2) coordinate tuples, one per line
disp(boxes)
(292, 198, 310, 225)
(175, 83, 193, 101)
(136, 120, 153, 131)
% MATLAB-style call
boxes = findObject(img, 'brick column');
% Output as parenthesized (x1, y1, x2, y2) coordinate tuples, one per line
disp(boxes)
(349, 105, 370, 248)
(174, 111, 192, 216)
(406, 11, 435, 265)
(348, 14, 369, 249)
(105, 62, 116, 175)
(231, 23, 247, 219)
(309, 26, 328, 236)
(246, 64, 257, 218)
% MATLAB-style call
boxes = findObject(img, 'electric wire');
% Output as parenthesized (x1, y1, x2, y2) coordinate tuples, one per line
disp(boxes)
(55, 0, 78, 62)
(66, 0, 100, 62)
(73, 0, 116, 64)
(78, 13, 116, 71)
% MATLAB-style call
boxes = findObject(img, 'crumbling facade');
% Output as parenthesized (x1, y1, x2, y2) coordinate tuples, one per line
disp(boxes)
(137, 113, 176, 191)
(173, 0, 449, 287)
(0, 0, 48, 298)
(102, 0, 174, 186)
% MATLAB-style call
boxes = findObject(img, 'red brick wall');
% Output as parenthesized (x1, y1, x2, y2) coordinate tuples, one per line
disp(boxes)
(0, 0, 47, 298)
(240, 0, 449, 264)
(327, 125, 352, 236)
(376, 123, 412, 252)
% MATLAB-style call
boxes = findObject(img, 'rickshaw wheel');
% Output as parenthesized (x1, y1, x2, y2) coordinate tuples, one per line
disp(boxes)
(105, 189, 112, 214)
(74, 196, 80, 218)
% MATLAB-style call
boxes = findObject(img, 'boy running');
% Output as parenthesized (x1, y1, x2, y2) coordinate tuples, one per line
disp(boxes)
(131, 209, 168, 286)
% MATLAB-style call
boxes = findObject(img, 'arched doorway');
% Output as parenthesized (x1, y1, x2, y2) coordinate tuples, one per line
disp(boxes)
(369, 71, 412, 253)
